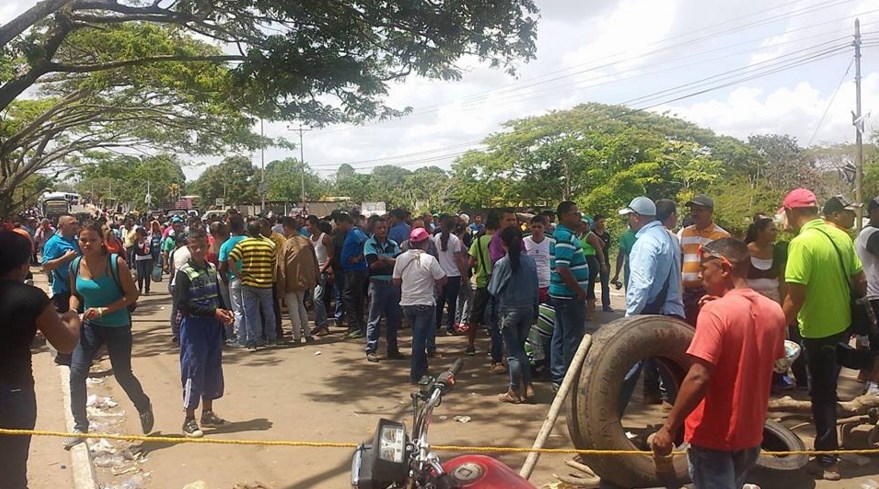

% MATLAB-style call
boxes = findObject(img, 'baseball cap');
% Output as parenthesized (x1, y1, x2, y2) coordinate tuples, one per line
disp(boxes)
(619, 197, 657, 217)
(782, 188, 818, 209)
(823, 195, 861, 215)
(171, 215, 184, 223)
(685, 195, 714, 208)
(409, 228, 430, 243)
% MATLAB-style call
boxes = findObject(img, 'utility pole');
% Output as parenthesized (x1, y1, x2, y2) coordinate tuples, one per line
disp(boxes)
(854, 19, 864, 232)
(298, 125, 312, 214)
(260, 118, 266, 213)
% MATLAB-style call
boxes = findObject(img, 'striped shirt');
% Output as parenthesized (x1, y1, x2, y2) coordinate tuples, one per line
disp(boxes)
(549, 224, 589, 299)
(678, 222, 730, 288)
(228, 237, 276, 288)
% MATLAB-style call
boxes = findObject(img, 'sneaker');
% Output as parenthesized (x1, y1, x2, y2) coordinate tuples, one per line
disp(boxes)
(366, 352, 379, 362)
(305, 336, 315, 343)
(182, 418, 204, 438)
(498, 388, 522, 404)
(603, 306, 614, 313)
(490, 363, 508, 374)
(63, 429, 87, 450)
(806, 460, 841, 481)
(309, 327, 321, 335)
(274, 338, 287, 346)
(315, 328, 329, 337)
(247, 345, 257, 353)
(428, 350, 444, 359)
(139, 403, 155, 434)
(387, 350, 406, 360)
(465, 346, 476, 356)
(200, 410, 226, 427)
(551, 383, 560, 393)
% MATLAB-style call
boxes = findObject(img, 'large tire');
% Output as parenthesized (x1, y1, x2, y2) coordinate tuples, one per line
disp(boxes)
(756, 420, 808, 471)
(567, 315, 694, 488)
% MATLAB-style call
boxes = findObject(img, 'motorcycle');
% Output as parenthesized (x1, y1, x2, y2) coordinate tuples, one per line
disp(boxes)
(351, 359, 537, 489)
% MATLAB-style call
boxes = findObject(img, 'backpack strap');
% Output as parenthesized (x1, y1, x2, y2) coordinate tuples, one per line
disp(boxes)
(70, 256, 83, 296)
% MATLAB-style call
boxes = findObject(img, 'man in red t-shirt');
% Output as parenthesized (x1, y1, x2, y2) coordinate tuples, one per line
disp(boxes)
(652, 238, 786, 489)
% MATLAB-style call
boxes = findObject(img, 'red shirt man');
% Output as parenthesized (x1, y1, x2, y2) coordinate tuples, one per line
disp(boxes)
(652, 238, 785, 489)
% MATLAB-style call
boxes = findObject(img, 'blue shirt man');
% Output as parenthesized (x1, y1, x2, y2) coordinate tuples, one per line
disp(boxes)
(388, 221, 410, 246)
(41, 219, 80, 297)
(621, 197, 684, 318)
(364, 235, 401, 281)
(549, 224, 589, 300)
(341, 226, 369, 272)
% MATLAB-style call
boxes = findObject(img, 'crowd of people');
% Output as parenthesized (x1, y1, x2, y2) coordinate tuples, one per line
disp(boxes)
(1, 187, 879, 488)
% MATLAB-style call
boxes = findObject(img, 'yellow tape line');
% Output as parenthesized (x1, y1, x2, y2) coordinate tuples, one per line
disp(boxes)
(2, 428, 878, 457)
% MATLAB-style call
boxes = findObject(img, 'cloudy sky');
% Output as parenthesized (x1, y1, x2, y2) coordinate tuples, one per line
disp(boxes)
(3, 0, 878, 180)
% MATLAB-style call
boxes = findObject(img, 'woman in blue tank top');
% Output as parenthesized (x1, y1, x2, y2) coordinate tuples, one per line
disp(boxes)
(64, 222, 153, 448)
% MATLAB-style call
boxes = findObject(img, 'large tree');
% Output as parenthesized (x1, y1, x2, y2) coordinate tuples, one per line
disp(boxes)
(264, 157, 326, 203)
(193, 155, 258, 206)
(76, 152, 187, 210)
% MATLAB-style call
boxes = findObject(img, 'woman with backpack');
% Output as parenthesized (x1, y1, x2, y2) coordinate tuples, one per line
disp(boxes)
(65, 222, 153, 448)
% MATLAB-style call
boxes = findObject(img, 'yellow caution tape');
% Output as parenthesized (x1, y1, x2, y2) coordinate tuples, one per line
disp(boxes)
(2, 428, 878, 457)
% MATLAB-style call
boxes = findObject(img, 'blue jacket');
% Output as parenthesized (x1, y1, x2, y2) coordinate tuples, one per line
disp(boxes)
(341, 227, 369, 272)
(488, 255, 539, 316)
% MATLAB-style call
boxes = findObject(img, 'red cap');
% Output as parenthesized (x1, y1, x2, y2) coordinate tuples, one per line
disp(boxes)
(409, 227, 430, 243)
(782, 188, 818, 210)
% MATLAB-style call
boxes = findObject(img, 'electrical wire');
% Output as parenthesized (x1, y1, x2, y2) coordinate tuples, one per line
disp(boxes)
(807, 58, 855, 146)
(315, 5, 876, 135)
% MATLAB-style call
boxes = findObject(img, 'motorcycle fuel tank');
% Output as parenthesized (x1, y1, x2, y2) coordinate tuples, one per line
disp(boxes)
(442, 455, 537, 489)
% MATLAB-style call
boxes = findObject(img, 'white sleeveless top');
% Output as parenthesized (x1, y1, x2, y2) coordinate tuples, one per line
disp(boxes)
(312, 232, 328, 267)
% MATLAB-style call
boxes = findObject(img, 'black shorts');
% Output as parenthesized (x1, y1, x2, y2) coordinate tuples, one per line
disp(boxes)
(471, 287, 491, 327)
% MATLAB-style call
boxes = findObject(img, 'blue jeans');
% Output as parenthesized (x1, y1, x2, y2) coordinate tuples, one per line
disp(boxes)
(436, 275, 461, 331)
(228, 279, 245, 343)
(242, 285, 276, 347)
(366, 281, 402, 354)
(0, 385, 36, 488)
(500, 306, 534, 393)
(549, 297, 586, 385)
(313, 272, 329, 328)
(403, 305, 435, 382)
(333, 270, 346, 323)
(70, 323, 151, 432)
(168, 282, 180, 340)
(687, 445, 760, 489)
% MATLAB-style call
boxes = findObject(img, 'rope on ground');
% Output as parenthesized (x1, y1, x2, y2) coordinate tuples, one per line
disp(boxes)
(2, 428, 878, 457)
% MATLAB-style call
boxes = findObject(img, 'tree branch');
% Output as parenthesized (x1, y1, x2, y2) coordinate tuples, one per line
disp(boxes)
(48, 54, 246, 73)
(0, 0, 73, 48)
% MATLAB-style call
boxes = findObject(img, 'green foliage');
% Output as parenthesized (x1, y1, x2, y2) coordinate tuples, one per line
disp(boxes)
(264, 158, 327, 202)
(192, 155, 259, 206)
(75, 153, 187, 210)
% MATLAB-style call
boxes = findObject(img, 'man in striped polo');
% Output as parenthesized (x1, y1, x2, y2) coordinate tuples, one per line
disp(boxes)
(227, 220, 278, 352)
(549, 201, 589, 391)
(678, 195, 729, 326)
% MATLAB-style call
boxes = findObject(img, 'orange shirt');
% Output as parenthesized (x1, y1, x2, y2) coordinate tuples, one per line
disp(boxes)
(678, 223, 729, 288)
(685, 288, 786, 451)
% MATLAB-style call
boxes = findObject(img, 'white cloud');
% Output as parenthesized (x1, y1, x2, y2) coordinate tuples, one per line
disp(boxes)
(662, 73, 879, 145)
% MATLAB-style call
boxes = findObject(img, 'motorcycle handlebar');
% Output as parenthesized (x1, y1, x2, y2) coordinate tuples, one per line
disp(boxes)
(433, 359, 464, 395)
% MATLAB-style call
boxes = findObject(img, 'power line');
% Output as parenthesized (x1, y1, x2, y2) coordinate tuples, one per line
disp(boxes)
(807, 58, 854, 146)
(309, 39, 853, 171)
(315, 3, 874, 135)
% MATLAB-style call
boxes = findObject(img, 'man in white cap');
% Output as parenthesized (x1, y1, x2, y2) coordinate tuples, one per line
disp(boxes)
(620, 197, 684, 318)
(619, 197, 685, 407)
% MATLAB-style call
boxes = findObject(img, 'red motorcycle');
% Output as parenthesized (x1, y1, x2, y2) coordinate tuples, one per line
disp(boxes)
(351, 359, 537, 489)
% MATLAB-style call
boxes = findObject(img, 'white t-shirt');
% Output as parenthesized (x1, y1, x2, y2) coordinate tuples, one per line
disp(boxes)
(856, 226, 879, 300)
(523, 235, 554, 288)
(393, 249, 446, 306)
(170, 246, 192, 286)
(432, 233, 464, 277)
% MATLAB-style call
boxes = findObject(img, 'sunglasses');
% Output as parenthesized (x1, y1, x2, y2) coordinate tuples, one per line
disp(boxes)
(697, 244, 732, 268)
